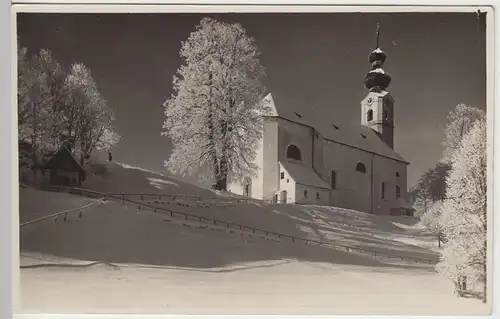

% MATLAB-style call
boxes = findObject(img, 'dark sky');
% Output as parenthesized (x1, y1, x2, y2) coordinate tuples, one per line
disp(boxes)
(17, 12, 486, 188)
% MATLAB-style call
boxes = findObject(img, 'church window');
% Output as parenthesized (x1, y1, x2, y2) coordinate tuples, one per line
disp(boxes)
(356, 162, 367, 173)
(244, 184, 250, 197)
(381, 182, 386, 199)
(367, 109, 373, 122)
(396, 185, 401, 198)
(280, 172, 285, 180)
(396, 172, 400, 177)
(316, 192, 320, 200)
(331, 170, 337, 189)
(286, 144, 302, 161)
(304, 190, 308, 198)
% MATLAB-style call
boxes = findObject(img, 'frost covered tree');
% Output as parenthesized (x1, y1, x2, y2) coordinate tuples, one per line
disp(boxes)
(437, 118, 487, 302)
(17, 47, 120, 160)
(65, 63, 120, 164)
(17, 44, 31, 135)
(442, 103, 485, 163)
(162, 17, 268, 190)
(18, 48, 67, 152)
(413, 162, 450, 245)
(420, 200, 444, 247)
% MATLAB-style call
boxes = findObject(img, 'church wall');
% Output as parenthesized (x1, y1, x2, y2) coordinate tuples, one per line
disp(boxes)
(262, 118, 280, 200)
(295, 184, 331, 205)
(277, 119, 314, 168)
(278, 163, 296, 203)
(319, 141, 374, 214)
(312, 132, 324, 176)
(250, 130, 265, 199)
(371, 156, 408, 214)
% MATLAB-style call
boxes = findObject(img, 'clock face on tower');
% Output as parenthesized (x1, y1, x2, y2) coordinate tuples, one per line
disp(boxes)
(367, 97, 374, 105)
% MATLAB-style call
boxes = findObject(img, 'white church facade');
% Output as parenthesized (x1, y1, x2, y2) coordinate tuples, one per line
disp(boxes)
(229, 29, 414, 215)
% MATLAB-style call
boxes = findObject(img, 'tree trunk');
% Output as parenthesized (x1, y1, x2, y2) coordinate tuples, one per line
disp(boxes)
(216, 155, 228, 191)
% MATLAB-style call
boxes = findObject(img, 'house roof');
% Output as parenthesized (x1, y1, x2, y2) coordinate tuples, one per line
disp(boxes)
(43, 146, 85, 173)
(280, 160, 332, 190)
(263, 92, 409, 164)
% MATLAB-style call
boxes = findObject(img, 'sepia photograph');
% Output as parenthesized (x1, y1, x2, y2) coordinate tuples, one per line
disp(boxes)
(15, 6, 492, 315)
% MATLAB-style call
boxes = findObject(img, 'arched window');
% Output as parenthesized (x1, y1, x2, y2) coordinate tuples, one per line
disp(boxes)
(356, 162, 367, 173)
(286, 144, 302, 161)
(367, 109, 373, 122)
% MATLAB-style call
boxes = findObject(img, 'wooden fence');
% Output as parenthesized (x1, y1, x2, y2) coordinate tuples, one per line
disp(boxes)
(32, 185, 438, 265)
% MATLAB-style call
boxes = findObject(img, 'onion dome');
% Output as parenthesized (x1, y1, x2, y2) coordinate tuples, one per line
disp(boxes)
(364, 24, 391, 91)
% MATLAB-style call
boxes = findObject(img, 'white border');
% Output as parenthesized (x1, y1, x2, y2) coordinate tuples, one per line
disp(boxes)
(6, 2, 498, 319)
(10, 4, 496, 12)
(8, 0, 500, 6)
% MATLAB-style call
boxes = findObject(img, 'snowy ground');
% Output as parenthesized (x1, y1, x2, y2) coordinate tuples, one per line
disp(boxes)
(17, 164, 490, 315)
(20, 254, 488, 315)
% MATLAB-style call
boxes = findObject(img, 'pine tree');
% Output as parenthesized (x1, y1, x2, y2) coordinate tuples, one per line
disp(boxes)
(437, 118, 487, 302)
(162, 17, 269, 190)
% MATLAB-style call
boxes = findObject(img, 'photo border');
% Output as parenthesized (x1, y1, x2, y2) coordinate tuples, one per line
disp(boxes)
(4, 2, 498, 319)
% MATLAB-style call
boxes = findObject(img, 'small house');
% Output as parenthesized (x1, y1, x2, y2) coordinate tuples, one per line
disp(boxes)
(42, 146, 86, 187)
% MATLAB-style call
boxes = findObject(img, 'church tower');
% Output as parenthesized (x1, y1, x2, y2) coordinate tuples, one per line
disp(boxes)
(361, 24, 395, 149)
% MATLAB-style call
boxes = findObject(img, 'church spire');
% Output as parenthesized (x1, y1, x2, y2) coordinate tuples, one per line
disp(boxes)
(364, 23, 391, 92)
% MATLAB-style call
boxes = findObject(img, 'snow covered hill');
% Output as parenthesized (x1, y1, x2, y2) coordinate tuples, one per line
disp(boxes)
(18, 162, 489, 315)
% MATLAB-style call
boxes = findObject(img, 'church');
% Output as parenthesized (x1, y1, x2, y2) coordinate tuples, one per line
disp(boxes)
(229, 28, 413, 216)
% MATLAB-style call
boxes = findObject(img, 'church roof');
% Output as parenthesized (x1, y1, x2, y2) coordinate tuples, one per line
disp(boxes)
(263, 92, 409, 164)
(280, 160, 332, 190)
